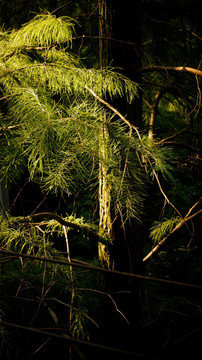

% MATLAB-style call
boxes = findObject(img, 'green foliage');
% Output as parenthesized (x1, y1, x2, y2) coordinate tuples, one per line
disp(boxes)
(0, 210, 99, 345)
(150, 216, 181, 244)
(10, 13, 77, 48)
(0, 212, 105, 254)
(0, 3, 201, 358)
(0, 253, 95, 354)
(0, 214, 59, 257)
(138, 136, 174, 180)
(0, 12, 145, 225)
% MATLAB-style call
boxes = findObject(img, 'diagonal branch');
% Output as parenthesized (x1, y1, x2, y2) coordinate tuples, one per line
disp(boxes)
(157, 129, 187, 145)
(1, 248, 202, 289)
(137, 66, 202, 78)
(85, 85, 141, 139)
(143, 203, 202, 263)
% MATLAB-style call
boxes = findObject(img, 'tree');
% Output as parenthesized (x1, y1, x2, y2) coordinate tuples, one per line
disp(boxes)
(97, 0, 201, 353)
(97, 0, 145, 349)
(0, 2, 201, 358)
(0, 10, 165, 358)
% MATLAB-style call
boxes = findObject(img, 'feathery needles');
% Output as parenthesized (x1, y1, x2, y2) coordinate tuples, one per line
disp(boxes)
(0, 12, 173, 236)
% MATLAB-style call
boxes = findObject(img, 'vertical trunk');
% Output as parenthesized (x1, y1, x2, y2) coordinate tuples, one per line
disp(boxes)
(98, 119, 112, 268)
(98, 0, 113, 267)
(98, 0, 144, 352)
(148, 89, 165, 140)
(99, 0, 112, 69)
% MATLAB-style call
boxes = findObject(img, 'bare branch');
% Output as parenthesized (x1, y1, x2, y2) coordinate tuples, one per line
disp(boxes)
(1, 248, 202, 289)
(159, 141, 201, 154)
(157, 129, 187, 145)
(51, 1, 73, 15)
(0, 320, 156, 359)
(79, 288, 130, 325)
(143, 12, 202, 41)
(137, 66, 202, 78)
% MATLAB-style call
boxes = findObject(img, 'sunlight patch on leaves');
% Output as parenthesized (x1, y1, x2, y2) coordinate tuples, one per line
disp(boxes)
(10, 13, 77, 48)
(150, 216, 181, 244)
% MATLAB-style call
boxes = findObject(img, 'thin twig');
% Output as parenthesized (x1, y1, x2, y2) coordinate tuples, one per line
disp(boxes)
(78, 288, 130, 325)
(51, 1, 73, 15)
(45, 297, 99, 328)
(85, 85, 141, 139)
(30, 337, 51, 357)
(0, 320, 157, 359)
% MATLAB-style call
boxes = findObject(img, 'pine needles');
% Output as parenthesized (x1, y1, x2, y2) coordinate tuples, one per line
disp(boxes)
(10, 13, 77, 48)
(0, 11, 175, 231)
(150, 216, 181, 244)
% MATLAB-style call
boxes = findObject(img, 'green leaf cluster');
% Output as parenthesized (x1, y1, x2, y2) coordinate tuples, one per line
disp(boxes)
(0, 12, 144, 224)
(150, 216, 181, 244)
(0, 12, 176, 227)
(0, 214, 59, 258)
(10, 13, 77, 48)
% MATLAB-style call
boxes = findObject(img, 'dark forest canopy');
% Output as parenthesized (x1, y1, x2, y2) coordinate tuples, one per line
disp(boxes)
(0, 1, 201, 359)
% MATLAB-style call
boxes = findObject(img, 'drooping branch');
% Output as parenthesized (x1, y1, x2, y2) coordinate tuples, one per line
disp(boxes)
(143, 201, 202, 263)
(137, 66, 202, 78)
(29, 212, 109, 243)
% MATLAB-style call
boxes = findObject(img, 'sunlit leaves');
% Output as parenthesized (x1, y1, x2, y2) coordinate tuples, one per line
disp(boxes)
(150, 216, 181, 244)
(0, 11, 169, 225)
(10, 13, 77, 48)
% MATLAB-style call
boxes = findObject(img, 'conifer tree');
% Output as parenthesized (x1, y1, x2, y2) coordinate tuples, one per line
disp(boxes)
(0, 11, 177, 352)
(0, 12, 143, 215)
(0, 10, 176, 287)
(0, 6, 201, 359)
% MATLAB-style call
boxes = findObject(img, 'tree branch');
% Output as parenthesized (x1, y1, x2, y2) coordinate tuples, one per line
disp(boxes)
(85, 85, 141, 139)
(29, 212, 108, 242)
(1, 248, 202, 290)
(157, 129, 187, 145)
(158, 139, 201, 154)
(137, 66, 202, 78)
(143, 204, 202, 263)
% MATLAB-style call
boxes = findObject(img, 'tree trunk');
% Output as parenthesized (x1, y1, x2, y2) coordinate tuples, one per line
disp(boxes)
(98, 0, 143, 352)
(98, 0, 113, 269)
